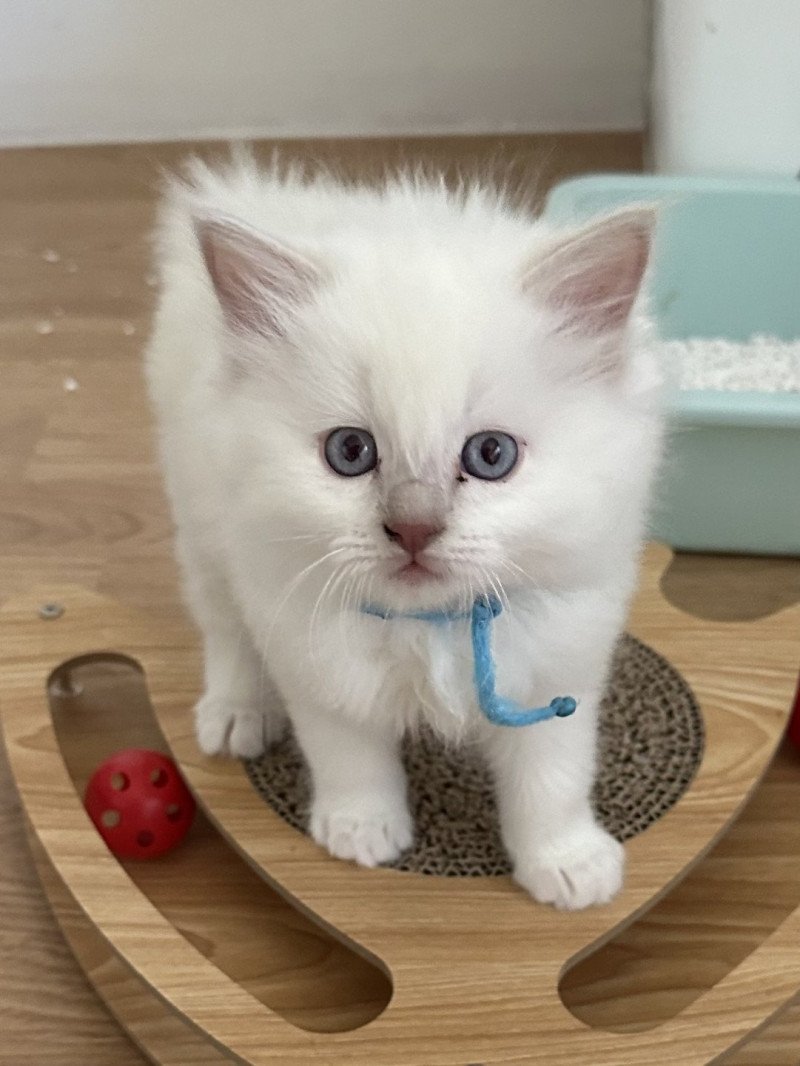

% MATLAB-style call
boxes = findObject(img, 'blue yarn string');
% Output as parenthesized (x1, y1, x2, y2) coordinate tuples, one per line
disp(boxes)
(362, 596, 576, 728)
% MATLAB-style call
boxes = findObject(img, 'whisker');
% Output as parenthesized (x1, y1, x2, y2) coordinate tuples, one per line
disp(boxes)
(260, 545, 349, 654)
(362, 572, 377, 619)
(465, 571, 476, 619)
(497, 558, 574, 605)
(352, 566, 372, 617)
(336, 560, 362, 650)
(259, 532, 332, 545)
(477, 564, 508, 615)
(352, 570, 368, 621)
(498, 557, 537, 586)
(489, 568, 512, 614)
(308, 561, 348, 664)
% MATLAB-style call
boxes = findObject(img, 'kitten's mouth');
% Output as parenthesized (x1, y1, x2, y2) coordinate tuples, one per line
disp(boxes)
(395, 559, 441, 584)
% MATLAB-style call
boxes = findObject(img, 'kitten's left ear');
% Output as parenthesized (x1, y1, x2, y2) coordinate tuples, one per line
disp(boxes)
(523, 205, 657, 338)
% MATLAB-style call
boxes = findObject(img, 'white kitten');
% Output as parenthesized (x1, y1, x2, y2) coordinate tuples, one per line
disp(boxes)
(145, 156, 663, 910)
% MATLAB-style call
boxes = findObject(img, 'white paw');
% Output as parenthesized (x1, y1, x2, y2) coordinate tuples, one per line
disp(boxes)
(194, 694, 286, 759)
(514, 824, 625, 911)
(309, 795, 414, 867)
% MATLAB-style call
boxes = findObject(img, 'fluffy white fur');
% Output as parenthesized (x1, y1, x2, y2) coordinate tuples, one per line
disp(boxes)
(145, 156, 664, 910)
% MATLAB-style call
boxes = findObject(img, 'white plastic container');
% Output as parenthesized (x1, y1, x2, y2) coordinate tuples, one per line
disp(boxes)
(651, 0, 800, 177)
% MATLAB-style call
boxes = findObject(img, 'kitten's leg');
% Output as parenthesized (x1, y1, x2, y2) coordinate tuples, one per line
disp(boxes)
(179, 543, 286, 758)
(290, 704, 413, 867)
(485, 695, 623, 910)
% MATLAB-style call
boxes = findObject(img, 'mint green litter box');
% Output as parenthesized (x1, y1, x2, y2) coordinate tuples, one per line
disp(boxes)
(544, 174, 800, 556)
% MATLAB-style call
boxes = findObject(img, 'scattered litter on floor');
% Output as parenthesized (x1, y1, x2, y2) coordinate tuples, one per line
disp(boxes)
(62, 376, 79, 392)
(41, 248, 61, 263)
(35, 319, 54, 335)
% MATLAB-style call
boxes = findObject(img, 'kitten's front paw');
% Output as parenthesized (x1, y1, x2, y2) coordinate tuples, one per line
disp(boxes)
(514, 824, 624, 911)
(310, 795, 414, 868)
(194, 694, 286, 759)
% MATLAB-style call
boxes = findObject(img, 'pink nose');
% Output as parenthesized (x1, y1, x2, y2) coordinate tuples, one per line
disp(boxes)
(383, 522, 442, 556)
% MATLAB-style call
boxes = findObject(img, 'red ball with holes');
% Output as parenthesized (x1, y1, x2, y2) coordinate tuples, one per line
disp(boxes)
(84, 749, 196, 859)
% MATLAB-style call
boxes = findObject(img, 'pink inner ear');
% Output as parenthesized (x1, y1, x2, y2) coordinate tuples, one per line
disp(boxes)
(527, 209, 655, 335)
(195, 214, 319, 338)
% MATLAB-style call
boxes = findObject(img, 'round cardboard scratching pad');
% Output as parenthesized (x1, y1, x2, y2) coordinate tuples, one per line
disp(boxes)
(246, 634, 704, 876)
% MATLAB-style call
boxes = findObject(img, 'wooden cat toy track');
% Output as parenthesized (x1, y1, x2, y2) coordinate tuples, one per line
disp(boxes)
(2, 542, 800, 1065)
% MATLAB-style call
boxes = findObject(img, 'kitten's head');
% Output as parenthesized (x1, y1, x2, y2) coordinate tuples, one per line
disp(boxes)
(191, 183, 660, 616)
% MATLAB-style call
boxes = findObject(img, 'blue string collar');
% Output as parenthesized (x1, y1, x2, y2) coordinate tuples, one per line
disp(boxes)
(361, 596, 577, 728)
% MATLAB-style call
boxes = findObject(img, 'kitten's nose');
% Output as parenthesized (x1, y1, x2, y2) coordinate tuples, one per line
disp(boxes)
(383, 521, 442, 556)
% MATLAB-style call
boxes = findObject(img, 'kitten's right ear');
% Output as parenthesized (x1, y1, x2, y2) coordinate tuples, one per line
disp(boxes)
(193, 211, 320, 339)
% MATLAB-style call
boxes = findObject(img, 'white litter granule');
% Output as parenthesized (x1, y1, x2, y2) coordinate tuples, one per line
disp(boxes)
(41, 248, 61, 263)
(121, 320, 136, 336)
(62, 376, 79, 392)
(659, 335, 800, 392)
(35, 319, 54, 335)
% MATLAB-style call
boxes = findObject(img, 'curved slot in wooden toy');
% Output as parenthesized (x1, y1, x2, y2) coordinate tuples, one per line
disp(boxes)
(45, 651, 392, 1034)
(660, 551, 800, 622)
(560, 736, 800, 1032)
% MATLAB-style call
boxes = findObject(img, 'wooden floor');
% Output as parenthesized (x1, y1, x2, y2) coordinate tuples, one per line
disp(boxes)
(2, 133, 799, 1065)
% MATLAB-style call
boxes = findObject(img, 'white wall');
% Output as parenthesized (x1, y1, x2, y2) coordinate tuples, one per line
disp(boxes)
(0, 0, 647, 147)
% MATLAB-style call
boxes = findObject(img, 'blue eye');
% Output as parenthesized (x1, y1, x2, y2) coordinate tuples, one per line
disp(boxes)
(324, 427, 378, 477)
(461, 431, 519, 481)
